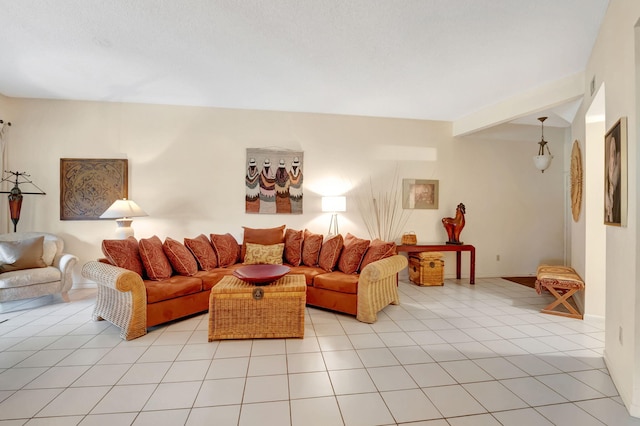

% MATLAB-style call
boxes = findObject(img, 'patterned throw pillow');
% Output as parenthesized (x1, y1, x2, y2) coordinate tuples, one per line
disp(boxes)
(243, 243, 285, 265)
(318, 234, 344, 272)
(359, 239, 397, 271)
(210, 233, 240, 267)
(101, 236, 144, 276)
(338, 233, 371, 274)
(163, 237, 198, 276)
(139, 235, 173, 280)
(302, 230, 323, 267)
(241, 225, 286, 260)
(184, 234, 218, 270)
(284, 228, 304, 266)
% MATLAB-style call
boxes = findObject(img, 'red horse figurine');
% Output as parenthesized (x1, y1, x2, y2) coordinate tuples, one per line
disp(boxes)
(442, 203, 466, 245)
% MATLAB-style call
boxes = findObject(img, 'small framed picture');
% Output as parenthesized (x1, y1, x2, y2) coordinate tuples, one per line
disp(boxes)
(604, 117, 627, 226)
(403, 179, 438, 209)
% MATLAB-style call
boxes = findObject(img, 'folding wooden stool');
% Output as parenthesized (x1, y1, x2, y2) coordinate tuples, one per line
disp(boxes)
(535, 265, 585, 320)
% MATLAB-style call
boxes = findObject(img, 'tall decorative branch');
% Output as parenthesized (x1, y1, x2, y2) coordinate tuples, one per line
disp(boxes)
(355, 167, 412, 242)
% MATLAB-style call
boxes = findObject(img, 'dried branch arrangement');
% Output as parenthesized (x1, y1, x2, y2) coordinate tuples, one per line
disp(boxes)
(355, 168, 412, 242)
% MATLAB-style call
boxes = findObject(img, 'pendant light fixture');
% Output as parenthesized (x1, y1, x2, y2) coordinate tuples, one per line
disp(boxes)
(533, 116, 553, 173)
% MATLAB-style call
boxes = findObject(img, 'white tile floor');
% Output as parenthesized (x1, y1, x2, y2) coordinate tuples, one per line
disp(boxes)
(1, 277, 639, 425)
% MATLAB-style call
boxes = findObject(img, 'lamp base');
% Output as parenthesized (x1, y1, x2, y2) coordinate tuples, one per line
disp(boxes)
(114, 218, 135, 239)
(327, 213, 339, 237)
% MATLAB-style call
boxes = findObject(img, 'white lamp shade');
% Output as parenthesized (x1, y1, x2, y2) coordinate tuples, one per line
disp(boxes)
(533, 154, 553, 172)
(322, 196, 346, 213)
(99, 199, 148, 219)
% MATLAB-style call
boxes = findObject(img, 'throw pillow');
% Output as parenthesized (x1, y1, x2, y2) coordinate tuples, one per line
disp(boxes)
(318, 234, 344, 272)
(0, 236, 47, 273)
(184, 234, 218, 270)
(210, 233, 240, 267)
(139, 235, 173, 280)
(243, 243, 285, 265)
(163, 237, 198, 276)
(338, 233, 371, 274)
(241, 225, 286, 261)
(101, 237, 144, 276)
(42, 238, 57, 266)
(302, 230, 323, 267)
(284, 228, 303, 266)
(359, 239, 397, 271)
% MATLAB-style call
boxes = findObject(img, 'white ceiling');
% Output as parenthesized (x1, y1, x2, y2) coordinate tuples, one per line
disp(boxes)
(0, 0, 609, 129)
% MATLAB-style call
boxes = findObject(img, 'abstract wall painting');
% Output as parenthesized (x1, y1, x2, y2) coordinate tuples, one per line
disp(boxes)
(60, 158, 128, 220)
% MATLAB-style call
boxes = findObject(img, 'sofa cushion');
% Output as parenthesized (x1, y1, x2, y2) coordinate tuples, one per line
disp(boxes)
(0, 266, 61, 289)
(139, 236, 173, 280)
(318, 234, 344, 272)
(313, 271, 359, 294)
(184, 234, 218, 270)
(284, 228, 303, 266)
(102, 237, 144, 276)
(0, 236, 47, 273)
(360, 239, 397, 271)
(242, 225, 286, 260)
(163, 237, 198, 276)
(302, 230, 323, 267)
(144, 275, 203, 304)
(243, 243, 285, 265)
(338, 233, 370, 274)
(210, 233, 240, 267)
(194, 268, 237, 290)
(289, 265, 325, 285)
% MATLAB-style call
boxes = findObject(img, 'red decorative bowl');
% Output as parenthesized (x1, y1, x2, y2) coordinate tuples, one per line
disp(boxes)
(233, 264, 291, 285)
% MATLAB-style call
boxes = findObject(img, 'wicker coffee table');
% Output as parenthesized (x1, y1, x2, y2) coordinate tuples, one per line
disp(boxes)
(208, 274, 306, 341)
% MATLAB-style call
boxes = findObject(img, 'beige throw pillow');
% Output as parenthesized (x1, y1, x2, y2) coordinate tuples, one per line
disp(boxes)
(243, 243, 285, 265)
(0, 236, 47, 273)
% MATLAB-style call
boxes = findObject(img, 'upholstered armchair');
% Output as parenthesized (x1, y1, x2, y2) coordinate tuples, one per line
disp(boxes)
(0, 232, 78, 303)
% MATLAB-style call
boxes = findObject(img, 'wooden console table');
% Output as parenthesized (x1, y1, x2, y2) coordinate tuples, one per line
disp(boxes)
(396, 243, 476, 285)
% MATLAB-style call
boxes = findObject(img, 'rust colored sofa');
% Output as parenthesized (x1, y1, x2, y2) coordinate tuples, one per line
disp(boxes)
(81, 227, 407, 340)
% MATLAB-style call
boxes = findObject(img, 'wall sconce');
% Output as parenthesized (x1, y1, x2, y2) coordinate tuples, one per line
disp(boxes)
(321, 196, 346, 236)
(99, 198, 148, 239)
(0, 171, 46, 232)
(533, 116, 553, 173)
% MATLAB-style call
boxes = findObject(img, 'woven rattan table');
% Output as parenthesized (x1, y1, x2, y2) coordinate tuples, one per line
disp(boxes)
(208, 274, 306, 341)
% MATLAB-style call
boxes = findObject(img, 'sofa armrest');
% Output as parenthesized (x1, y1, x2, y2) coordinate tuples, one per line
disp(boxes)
(53, 253, 79, 294)
(81, 261, 148, 340)
(356, 255, 408, 323)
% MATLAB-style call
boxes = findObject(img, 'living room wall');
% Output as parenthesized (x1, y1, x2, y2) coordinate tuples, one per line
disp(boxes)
(570, 0, 640, 416)
(1, 96, 565, 284)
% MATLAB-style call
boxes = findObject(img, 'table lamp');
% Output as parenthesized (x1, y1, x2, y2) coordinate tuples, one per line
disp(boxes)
(99, 198, 148, 239)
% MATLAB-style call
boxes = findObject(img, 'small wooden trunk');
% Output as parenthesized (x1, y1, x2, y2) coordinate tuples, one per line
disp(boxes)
(208, 274, 306, 340)
(409, 252, 444, 286)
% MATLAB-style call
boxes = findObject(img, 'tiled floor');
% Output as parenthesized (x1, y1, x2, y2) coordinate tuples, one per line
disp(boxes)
(1, 277, 639, 426)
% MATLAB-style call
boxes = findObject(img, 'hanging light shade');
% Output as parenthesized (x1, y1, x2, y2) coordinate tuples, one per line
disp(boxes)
(533, 116, 553, 173)
(7, 185, 23, 232)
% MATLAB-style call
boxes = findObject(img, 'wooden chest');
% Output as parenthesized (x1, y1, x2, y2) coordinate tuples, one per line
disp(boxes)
(409, 252, 444, 286)
(208, 274, 306, 340)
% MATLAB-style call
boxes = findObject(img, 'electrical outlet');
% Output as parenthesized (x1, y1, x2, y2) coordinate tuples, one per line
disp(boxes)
(496, 255, 500, 261)
(619, 326, 623, 345)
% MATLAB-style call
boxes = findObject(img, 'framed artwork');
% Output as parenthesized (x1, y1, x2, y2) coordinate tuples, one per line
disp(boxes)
(402, 179, 439, 209)
(245, 148, 303, 214)
(604, 117, 627, 226)
(60, 158, 128, 220)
